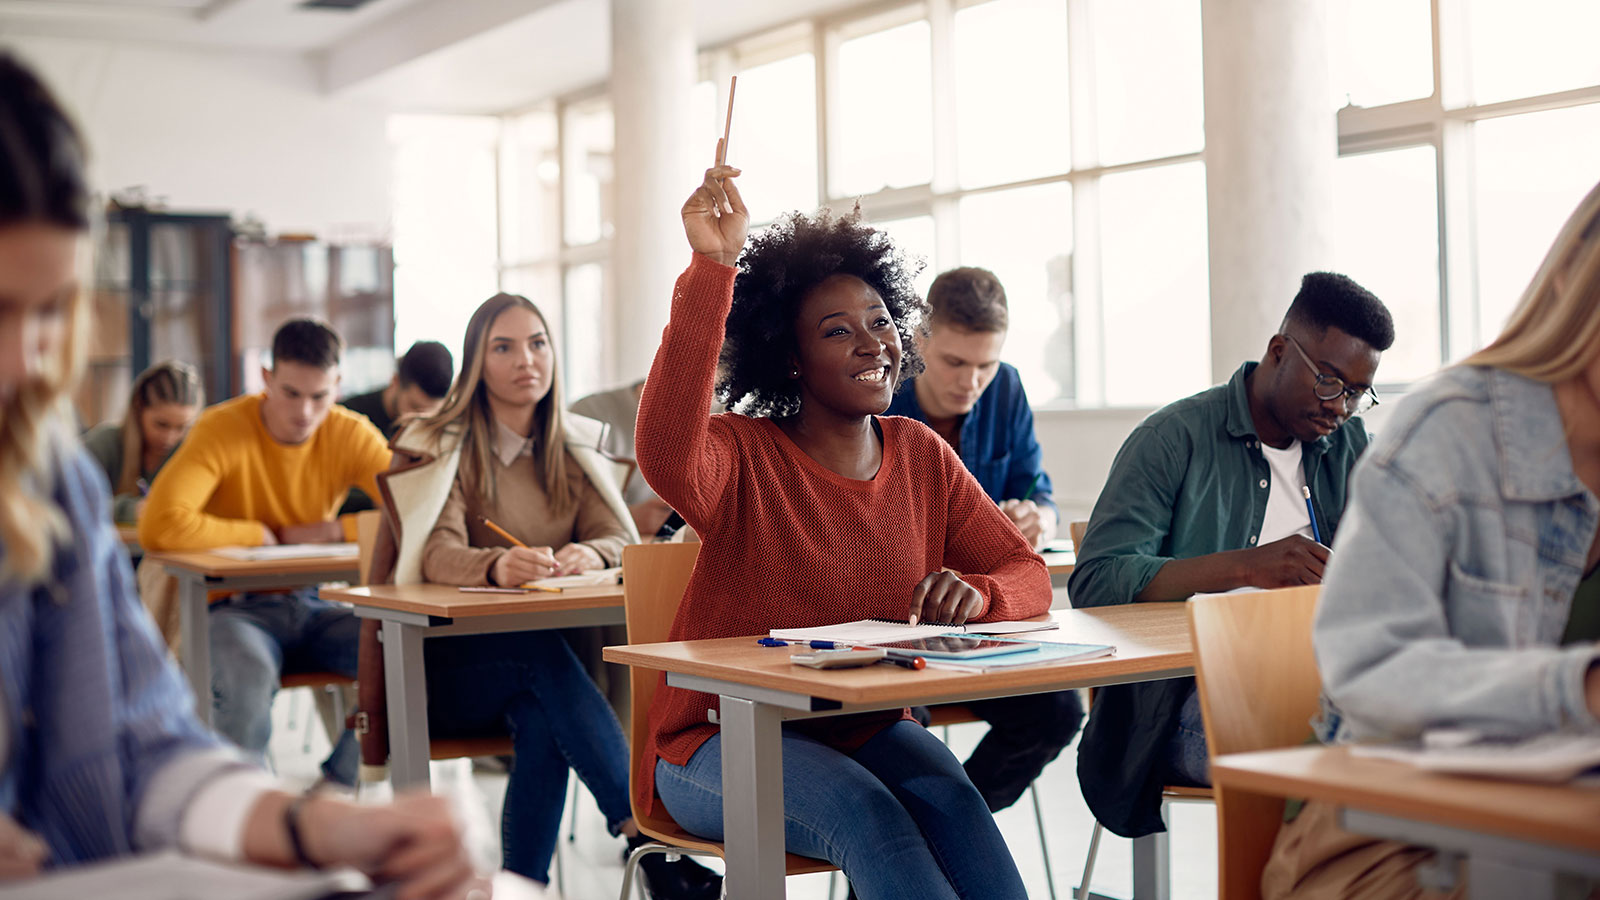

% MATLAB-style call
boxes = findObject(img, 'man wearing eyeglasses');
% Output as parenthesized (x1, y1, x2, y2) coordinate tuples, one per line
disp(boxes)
(1068, 272, 1394, 840)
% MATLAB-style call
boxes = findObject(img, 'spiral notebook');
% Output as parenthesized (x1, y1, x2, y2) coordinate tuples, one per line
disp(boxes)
(770, 615, 1058, 645)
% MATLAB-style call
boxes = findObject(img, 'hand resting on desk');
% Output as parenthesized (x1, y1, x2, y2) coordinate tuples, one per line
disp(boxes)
(0, 814, 46, 882)
(908, 571, 984, 626)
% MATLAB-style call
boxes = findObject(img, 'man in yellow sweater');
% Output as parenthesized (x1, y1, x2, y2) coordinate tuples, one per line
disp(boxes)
(141, 318, 392, 786)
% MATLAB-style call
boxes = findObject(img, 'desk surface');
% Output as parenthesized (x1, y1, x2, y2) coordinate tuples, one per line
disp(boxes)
(604, 602, 1190, 707)
(1039, 549, 1075, 575)
(323, 581, 625, 618)
(1212, 745, 1600, 856)
(144, 549, 359, 579)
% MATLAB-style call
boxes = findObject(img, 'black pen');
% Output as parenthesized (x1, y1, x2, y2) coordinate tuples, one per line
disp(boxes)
(878, 655, 926, 671)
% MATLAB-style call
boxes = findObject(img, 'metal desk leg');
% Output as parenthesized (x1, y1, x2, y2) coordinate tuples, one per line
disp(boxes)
(176, 571, 212, 725)
(382, 620, 432, 789)
(1132, 831, 1171, 900)
(719, 696, 787, 900)
(1467, 857, 1560, 900)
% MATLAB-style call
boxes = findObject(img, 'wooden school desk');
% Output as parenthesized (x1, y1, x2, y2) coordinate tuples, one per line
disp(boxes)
(604, 601, 1194, 899)
(1211, 745, 1600, 900)
(145, 549, 361, 725)
(321, 581, 627, 788)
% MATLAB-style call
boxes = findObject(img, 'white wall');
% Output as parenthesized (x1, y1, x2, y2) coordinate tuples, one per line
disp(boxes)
(1036, 394, 1401, 526)
(3, 35, 392, 237)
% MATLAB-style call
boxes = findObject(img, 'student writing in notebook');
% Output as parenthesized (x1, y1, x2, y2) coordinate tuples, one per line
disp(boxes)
(0, 53, 482, 897)
(885, 266, 1084, 816)
(138, 318, 393, 788)
(634, 152, 1051, 900)
(1069, 273, 1394, 839)
(365, 292, 719, 899)
(80, 360, 203, 524)
(1264, 182, 1600, 900)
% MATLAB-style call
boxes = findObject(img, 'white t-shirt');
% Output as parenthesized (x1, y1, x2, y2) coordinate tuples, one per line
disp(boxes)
(1257, 440, 1313, 546)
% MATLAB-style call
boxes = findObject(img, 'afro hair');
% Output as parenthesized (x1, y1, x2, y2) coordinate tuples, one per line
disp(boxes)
(717, 206, 929, 417)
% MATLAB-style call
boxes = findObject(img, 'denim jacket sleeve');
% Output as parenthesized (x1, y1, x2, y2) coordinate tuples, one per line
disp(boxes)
(1068, 421, 1188, 608)
(1315, 397, 1600, 741)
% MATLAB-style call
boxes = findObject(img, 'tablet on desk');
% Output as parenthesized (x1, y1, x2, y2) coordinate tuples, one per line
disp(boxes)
(875, 636, 1038, 659)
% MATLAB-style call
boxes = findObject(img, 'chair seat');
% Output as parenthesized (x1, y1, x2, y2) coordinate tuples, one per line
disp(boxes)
(281, 671, 355, 690)
(637, 820, 836, 875)
(430, 736, 514, 760)
(922, 703, 982, 728)
(1162, 784, 1214, 801)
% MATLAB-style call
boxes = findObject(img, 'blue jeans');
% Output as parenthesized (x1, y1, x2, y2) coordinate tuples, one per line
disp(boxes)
(655, 721, 1027, 900)
(209, 589, 360, 785)
(424, 630, 632, 885)
(1160, 686, 1210, 788)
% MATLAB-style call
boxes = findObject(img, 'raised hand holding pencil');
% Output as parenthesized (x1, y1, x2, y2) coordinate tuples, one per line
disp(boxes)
(682, 77, 748, 268)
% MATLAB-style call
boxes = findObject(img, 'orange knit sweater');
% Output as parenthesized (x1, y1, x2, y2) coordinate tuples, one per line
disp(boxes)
(634, 253, 1052, 812)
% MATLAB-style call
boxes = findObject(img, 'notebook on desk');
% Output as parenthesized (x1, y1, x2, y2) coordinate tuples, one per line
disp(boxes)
(0, 851, 358, 900)
(213, 542, 358, 562)
(770, 615, 1058, 645)
(1350, 730, 1600, 783)
(526, 566, 622, 589)
(920, 638, 1116, 672)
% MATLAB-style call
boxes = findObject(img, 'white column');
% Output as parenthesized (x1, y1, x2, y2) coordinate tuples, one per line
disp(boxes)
(610, 0, 696, 384)
(1200, 0, 1335, 383)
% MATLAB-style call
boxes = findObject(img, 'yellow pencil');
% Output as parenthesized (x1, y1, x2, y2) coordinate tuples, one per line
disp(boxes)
(479, 515, 527, 548)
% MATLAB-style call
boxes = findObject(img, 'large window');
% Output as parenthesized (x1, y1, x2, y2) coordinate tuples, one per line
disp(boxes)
(818, 0, 1208, 407)
(393, 0, 1600, 410)
(1333, 0, 1600, 375)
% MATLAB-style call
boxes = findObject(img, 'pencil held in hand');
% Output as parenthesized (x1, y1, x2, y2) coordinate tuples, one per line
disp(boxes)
(479, 515, 527, 549)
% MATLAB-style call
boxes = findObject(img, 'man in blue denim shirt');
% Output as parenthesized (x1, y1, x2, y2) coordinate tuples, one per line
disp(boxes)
(887, 266, 1082, 813)
(1069, 272, 1394, 838)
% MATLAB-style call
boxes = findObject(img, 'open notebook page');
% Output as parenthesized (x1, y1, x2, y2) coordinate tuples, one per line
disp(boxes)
(772, 616, 1058, 644)
(212, 542, 358, 561)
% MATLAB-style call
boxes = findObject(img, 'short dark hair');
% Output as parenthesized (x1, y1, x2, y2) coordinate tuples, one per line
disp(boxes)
(926, 267, 1008, 332)
(396, 340, 454, 398)
(1282, 272, 1395, 352)
(271, 318, 343, 370)
(718, 207, 928, 418)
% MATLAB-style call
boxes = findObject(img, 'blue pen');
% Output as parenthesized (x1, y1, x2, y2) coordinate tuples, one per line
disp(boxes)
(757, 637, 788, 647)
(1301, 485, 1324, 544)
(809, 640, 851, 650)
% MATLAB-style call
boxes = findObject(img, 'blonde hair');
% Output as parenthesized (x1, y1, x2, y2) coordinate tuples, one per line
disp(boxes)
(0, 282, 87, 583)
(116, 359, 203, 495)
(408, 293, 578, 517)
(1465, 180, 1600, 381)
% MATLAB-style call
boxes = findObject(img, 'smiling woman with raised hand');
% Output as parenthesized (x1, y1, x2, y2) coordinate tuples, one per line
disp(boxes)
(632, 153, 1050, 900)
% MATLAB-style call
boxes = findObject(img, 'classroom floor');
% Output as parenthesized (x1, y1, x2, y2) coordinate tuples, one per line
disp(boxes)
(265, 590, 1219, 899)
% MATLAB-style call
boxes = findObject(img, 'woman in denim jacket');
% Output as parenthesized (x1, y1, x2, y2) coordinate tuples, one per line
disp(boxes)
(1263, 180, 1600, 899)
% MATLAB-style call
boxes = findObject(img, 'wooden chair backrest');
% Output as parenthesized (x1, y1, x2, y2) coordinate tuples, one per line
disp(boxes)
(1188, 585, 1323, 900)
(354, 509, 382, 585)
(1068, 520, 1089, 553)
(622, 542, 702, 826)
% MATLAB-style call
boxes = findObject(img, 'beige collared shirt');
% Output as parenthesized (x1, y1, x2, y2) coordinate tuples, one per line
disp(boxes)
(493, 418, 537, 466)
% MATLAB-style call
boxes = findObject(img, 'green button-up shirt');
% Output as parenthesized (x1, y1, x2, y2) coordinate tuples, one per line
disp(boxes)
(1068, 361, 1371, 837)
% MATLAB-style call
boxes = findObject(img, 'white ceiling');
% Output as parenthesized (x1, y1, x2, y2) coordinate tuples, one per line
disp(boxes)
(0, 0, 436, 52)
(0, 0, 864, 113)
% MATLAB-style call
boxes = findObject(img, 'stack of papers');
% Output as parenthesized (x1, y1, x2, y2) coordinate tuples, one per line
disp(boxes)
(527, 566, 622, 589)
(1350, 730, 1600, 782)
(922, 639, 1116, 672)
(213, 542, 358, 561)
(770, 616, 1058, 645)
